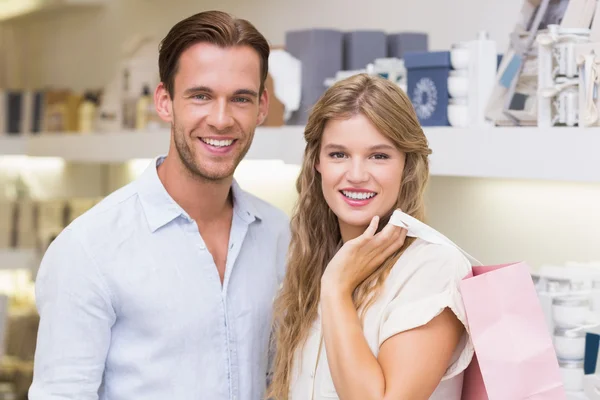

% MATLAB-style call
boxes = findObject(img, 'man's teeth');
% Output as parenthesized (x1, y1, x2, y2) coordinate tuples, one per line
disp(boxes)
(201, 138, 234, 147)
(342, 191, 376, 200)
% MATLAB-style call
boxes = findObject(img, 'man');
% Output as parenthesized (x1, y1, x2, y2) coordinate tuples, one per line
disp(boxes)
(29, 10, 290, 400)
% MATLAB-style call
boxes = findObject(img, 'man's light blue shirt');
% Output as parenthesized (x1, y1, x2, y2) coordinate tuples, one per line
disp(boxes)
(30, 156, 290, 400)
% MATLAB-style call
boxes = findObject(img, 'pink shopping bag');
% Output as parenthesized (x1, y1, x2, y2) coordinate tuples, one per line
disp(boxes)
(388, 211, 566, 400)
(460, 262, 566, 400)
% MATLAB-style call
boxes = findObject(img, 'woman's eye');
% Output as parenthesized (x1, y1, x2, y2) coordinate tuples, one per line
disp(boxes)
(371, 153, 389, 160)
(328, 152, 346, 159)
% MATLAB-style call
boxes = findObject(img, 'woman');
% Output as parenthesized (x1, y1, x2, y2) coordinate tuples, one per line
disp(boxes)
(268, 74, 474, 400)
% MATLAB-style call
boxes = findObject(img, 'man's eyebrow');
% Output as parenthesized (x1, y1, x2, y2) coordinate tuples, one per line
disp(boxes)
(233, 89, 258, 98)
(323, 143, 396, 151)
(183, 86, 213, 96)
(182, 86, 259, 98)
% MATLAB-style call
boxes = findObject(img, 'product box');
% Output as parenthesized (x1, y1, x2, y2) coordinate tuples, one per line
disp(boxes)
(387, 32, 429, 59)
(343, 30, 387, 70)
(16, 200, 37, 249)
(43, 90, 82, 132)
(0, 201, 14, 249)
(285, 29, 343, 125)
(6, 91, 22, 135)
(404, 51, 451, 126)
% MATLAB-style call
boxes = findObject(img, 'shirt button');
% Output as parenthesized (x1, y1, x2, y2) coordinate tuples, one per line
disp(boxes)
(199, 243, 206, 250)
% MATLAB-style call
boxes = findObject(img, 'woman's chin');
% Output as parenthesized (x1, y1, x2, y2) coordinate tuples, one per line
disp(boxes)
(337, 214, 376, 230)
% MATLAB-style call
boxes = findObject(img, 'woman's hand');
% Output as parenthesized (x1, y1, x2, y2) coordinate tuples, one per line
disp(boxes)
(322, 214, 407, 296)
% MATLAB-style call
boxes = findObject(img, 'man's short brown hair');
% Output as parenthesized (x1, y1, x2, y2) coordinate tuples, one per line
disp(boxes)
(158, 10, 270, 97)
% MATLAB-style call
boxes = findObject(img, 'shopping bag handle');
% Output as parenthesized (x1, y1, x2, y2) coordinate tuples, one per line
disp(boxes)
(389, 210, 483, 266)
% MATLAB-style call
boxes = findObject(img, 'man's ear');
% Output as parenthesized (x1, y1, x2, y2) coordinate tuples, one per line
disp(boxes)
(257, 88, 270, 126)
(155, 82, 173, 123)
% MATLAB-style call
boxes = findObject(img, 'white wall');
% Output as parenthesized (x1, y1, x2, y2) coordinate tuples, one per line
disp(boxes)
(2, 0, 524, 90)
(425, 177, 600, 269)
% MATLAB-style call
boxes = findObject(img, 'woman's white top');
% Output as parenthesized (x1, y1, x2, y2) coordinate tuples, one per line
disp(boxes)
(289, 238, 474, 400)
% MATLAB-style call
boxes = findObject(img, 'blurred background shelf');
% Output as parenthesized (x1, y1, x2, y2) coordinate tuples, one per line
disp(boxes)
(2, 126, 599, 183)
(21, 126, 307, 163)
(26, 130, 171, 163)
(0, 136, 26, 156)
(0, 250, 37, 271)
(425, 127, 600, 183)
(0, 0, 106, 21)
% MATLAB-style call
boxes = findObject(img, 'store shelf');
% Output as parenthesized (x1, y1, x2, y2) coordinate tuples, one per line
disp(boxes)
(27, 130, 171, 163)
(0, 249, 37, 271)
(2, 126, 600, 183)
(0, 136, 26, 156)
(425, 127, 600, 183)
(22, 126, 307, 163)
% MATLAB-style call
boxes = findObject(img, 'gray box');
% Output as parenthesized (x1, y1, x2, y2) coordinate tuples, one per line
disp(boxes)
(344, 30, 387, 70)
(285, 29, 343, 88)
(0, 201, 13, 249)
(286, 85, 326, 126)
(387, 32, 429, 59)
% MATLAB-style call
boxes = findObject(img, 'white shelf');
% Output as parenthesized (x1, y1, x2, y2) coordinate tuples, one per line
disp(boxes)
(426, 127, 600, 183)
(27, 130, 171, 163)
(0, 249, 37, 271)
(0, 136, 26, 156)
(2, 126, 600, 183)
(21, 126, 307, 163)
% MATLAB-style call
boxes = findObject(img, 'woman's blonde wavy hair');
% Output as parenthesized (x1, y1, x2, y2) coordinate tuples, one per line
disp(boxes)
(267, 73, 432, 400)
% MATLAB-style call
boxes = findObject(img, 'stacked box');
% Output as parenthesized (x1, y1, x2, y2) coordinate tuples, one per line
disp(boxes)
(6, 91, 22, 135)
(285, 29, 343, 125)
(387, 32, 429, 59)
(343, 30, 387, 70)
(0, 90, 44, 135)
(404, 51, 452, 126)
(0, 201, 13, 249)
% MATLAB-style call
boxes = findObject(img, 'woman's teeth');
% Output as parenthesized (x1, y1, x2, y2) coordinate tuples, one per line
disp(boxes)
(201, 138, 234, 147)
(342, 191, 377, 200)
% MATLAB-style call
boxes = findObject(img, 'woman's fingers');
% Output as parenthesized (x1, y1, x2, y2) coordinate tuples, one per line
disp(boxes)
(374, 221, 402, 244)
(361, 216, 379, 239)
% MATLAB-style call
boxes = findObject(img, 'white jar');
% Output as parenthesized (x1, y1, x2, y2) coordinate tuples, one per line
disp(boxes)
(554, 327, 586, 360)
(592, 281, 600, 312)
(447, 74, 469, 98)
(559, 359, 584, 392)
(552, 296, 591, 328)
(546, 278, 571, 293)
(447, 102, 469, 128)
(450, 43, 470, 70)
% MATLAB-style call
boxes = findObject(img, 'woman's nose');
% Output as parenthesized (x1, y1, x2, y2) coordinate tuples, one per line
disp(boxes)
(345, 159, 369, 183)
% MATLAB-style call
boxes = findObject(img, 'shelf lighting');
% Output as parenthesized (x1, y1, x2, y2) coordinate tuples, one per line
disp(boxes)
(0, 0, 43, 20)
(0, 156, 65, 175)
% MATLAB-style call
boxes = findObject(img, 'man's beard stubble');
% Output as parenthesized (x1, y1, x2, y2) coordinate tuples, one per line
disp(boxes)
(172, 119, 253, 183)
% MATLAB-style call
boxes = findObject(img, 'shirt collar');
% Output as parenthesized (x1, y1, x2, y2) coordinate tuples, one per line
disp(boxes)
(231, 179, 262, 224)
(136, 156, 261, 232)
